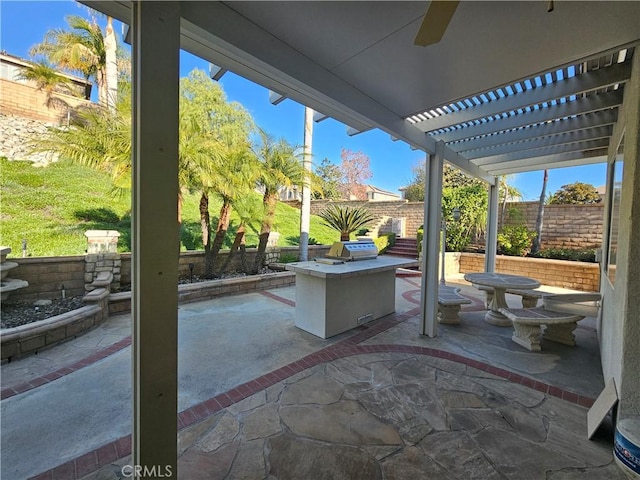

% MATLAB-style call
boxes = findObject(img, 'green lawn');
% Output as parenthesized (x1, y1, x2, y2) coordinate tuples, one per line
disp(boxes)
(1, 158, 339, 257)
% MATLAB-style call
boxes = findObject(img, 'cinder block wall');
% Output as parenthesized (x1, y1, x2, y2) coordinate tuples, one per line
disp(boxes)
(6, 256, 86, 302)
(502, 202, 603, 249)
(302, 199, 604, 250)
(0, 79, 90, 124)
(459, 253, 600, 291)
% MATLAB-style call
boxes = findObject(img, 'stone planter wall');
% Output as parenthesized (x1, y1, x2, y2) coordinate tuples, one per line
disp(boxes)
(1, 287, 110, 362)
(5, 245, 331, 302)
(108, 271, 296, 315)
(459, 253, 600, 292)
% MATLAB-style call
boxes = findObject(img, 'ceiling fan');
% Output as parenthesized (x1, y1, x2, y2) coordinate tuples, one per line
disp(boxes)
(414, 1, 555, 47)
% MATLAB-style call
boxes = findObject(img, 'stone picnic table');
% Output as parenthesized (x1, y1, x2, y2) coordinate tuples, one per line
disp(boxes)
(463, 272, 540, 326)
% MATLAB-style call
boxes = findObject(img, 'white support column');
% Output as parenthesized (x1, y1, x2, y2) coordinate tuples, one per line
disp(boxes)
(131, 2, 180, 476)
(299, 106, 313, 261)
(485, 177, 499, 273)
(420, 142, 444, 337)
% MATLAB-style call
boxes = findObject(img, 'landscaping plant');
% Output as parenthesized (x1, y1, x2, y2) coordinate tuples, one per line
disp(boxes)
(497, 225, 537, 256)
(318, 205, 376, 241)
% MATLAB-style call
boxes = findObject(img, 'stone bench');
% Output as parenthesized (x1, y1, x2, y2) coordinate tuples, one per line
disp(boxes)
(506, 288, 550, 308)
(498, 306, 584, 352)
(473, 284, 548, 308)
(438, 285, 472, 325)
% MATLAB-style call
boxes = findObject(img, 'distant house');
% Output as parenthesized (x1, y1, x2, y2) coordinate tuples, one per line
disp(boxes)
(365, 185, 400, 201)
(0, 52, 92, 123)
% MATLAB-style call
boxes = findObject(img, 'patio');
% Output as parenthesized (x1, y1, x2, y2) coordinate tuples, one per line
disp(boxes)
(0, 277, 622, 480)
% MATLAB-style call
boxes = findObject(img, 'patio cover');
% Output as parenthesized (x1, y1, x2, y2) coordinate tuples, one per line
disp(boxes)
(81, 0, 640, 474)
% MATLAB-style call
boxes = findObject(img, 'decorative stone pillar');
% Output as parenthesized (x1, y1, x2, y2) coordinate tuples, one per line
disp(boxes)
(84, 231, 121, 292)
(265, 231, 281, 265)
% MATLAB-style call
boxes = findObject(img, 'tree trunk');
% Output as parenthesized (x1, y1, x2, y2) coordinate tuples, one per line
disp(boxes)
(531, 169, 548, 254)
(104, 16, 118, 112)
(208, 200, 232, 276)
(177, 190, 184, 252)
(340, 232, 350, 241)
(220, 223, 245, 275)
(252, 192, 278, 273)
(200, 192, 214, 277)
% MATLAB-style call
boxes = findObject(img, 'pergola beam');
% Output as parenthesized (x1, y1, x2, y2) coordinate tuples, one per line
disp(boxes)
(483, 150, 608, 175)
(464, 125, 613, 159)
(450, 109, 618, 152)
(433, 90, 623, 143)
(413, 61, 631, 132)
(474, 138, 609, 166)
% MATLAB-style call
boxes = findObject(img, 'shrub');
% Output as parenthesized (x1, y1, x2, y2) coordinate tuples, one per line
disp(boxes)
(497, 225, 536, 256)
(278, 253, 299, 263)
(529, 247, 596, 263)
(374, 232, 396, 254)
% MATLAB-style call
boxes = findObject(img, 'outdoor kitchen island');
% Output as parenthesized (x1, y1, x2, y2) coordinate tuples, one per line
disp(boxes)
(285, 256, 417, 339)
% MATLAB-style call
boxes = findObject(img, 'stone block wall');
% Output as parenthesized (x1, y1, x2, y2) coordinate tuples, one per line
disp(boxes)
(303, 199, 605, 250)
(6, 245, 331, 301)
(308, 200, 425, 238)
(459, 253, 600, 291)
(6, 256, 86, 302)
(0, 79, 90, 124)
(501, 202, 603, 249)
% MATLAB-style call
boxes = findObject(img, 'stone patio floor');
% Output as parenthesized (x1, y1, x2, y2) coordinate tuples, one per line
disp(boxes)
(1, 275, 624, 480)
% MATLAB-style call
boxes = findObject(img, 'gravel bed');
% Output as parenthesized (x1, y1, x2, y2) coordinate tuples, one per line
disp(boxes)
(1, 296, 86, 329)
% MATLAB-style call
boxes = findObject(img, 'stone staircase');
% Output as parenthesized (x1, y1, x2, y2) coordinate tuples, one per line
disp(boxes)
(384, 237, 418, 259)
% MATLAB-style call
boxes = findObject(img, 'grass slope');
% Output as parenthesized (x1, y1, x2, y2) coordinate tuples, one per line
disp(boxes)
(1, 159, 339, 257)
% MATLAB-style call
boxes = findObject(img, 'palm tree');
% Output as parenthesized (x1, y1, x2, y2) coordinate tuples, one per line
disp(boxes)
(203, 143, 258, 277)
(531, 169, 548, 254)
(179, 69, 255, 275)
(318, 205, 376, 241)
(219, 195, 263, 275)
(252, 130, 304, 273)
(29, 83, 132, 195)
(30, 14, 117, 108)
(498, 174, 522, 228)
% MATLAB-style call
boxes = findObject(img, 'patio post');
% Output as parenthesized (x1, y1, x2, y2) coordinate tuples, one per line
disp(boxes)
(420, 142, 444, 337)
(131, 1, 180, 476)
(485, 177, 499, 273)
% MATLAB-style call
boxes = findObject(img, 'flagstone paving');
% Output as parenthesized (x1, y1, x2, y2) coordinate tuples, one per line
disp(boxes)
(81, 351, 624, 480)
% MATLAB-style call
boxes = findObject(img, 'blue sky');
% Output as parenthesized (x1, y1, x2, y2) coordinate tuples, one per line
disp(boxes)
(1, 0, 607, 199)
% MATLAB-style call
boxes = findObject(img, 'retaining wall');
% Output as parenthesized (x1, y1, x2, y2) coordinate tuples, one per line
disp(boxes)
(6, 245, 330, 302)
(459, 253, 600, 292)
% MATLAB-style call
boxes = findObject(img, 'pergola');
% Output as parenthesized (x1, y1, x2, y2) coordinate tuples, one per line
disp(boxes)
(83, 1, 640, 475)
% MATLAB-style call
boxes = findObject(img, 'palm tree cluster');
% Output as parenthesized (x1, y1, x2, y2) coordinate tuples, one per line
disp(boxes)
(29, 66, 305, 277)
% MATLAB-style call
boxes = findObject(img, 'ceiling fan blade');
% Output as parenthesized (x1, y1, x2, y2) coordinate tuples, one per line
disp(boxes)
(414, 1, 460, 47)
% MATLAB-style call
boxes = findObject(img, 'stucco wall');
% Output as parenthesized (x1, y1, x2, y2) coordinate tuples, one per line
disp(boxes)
(599, 52, 640, 419)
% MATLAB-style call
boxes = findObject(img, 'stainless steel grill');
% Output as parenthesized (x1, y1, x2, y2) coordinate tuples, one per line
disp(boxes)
(325, 240, 378, 261)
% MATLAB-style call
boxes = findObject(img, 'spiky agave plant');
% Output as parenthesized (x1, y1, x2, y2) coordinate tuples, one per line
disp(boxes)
(318, 205, 376, 241)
